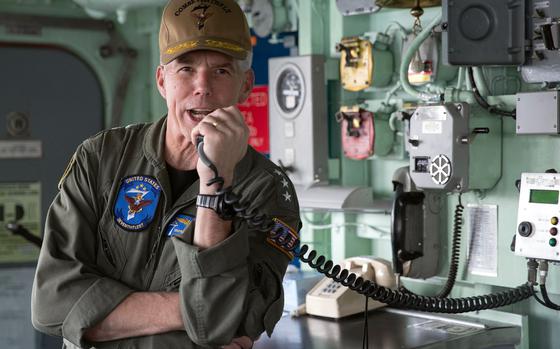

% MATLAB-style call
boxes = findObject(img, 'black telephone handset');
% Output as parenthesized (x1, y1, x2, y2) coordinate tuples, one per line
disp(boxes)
(194, 138, 534, 313)
(391, 183, 425, 275)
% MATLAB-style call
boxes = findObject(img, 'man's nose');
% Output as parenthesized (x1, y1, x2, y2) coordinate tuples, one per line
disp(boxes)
(193, 71, 212, 96)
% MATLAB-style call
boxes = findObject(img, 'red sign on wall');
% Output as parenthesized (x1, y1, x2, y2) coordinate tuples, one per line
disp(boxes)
(238, 85, 269, 154)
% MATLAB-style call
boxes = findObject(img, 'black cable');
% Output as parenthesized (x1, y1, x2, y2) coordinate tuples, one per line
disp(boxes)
(196, 136, 225, 188)
(467, 67, 516, 119)
(533, 292, 549, 307)
(196, 139, 535, 314)
(540, 284, 560, 310)
(222, 185, 535, 313)
(436, 194, 463, 298)
(362, 296, 368, 349)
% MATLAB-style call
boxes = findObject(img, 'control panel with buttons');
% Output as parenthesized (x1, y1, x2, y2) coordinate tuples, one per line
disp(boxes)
(516, 173, 560, 261)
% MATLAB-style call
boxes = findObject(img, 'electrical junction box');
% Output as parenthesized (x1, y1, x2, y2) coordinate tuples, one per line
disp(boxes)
(442, 0, 527, 65)
(269, 55, 328, 187)
(407, 103, 502, 192)
(516, 90, 560, 134)
(516, 173, 560, 261)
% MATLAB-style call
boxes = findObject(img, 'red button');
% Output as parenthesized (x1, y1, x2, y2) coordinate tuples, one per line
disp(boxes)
(551, 227, 558, 236)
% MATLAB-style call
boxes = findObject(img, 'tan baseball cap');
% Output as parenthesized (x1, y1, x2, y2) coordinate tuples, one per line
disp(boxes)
(159, 0, 251, 65)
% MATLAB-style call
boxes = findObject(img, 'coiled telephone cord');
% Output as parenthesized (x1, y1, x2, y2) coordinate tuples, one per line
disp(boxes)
(196, 138, 534, 314)
(218, 183, 534, 313)
(436, 194, 464, 298)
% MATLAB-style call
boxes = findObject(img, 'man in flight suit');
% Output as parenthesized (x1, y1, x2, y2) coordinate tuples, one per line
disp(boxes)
(31, 0, 301, 348)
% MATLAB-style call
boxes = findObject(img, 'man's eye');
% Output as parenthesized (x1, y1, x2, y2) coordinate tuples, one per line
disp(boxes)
(179, 66, 193, 72)
(216, 68, 230, 75)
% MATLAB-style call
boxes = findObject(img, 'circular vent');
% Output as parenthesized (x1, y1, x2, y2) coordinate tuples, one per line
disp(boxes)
(429, 155, 452, 185)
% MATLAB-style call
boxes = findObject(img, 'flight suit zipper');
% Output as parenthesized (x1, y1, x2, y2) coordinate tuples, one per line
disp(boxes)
(100, 234, 116, 267)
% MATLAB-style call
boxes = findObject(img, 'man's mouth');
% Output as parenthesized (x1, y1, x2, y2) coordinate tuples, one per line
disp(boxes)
(188, 109, 214, 121)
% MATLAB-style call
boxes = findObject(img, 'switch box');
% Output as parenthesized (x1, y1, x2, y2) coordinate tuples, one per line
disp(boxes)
(516, 173, 560, 261)
(516, 91, 560, 134)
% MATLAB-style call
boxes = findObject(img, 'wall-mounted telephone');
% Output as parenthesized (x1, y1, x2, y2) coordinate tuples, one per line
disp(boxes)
(305, 256, 395, 319)
(392, 166, 442, 279)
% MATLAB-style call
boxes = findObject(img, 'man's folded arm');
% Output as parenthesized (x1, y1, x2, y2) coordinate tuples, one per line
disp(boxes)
(31, 143, 134, 348)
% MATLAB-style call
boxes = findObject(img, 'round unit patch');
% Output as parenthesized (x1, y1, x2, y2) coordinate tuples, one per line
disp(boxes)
(114, 175, 161, 231)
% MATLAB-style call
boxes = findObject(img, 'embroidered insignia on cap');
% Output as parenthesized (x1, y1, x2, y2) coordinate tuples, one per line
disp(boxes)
(191, 5, 213, 30)
(114, 175, 161, 231)
(166, 214, 195, 237)
(266, 218, 299, 259)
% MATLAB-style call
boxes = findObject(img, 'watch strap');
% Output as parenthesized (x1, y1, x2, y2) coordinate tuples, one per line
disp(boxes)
(196, 194, 219, 211)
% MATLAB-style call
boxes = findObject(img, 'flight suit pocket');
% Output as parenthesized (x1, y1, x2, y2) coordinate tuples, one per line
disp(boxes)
(164, 267, 182, 291)
(97, 214, 127, 279)
(95, 229, 121, 278)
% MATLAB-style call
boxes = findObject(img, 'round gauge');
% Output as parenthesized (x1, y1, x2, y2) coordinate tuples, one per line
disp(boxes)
(275, 64, 305, 119)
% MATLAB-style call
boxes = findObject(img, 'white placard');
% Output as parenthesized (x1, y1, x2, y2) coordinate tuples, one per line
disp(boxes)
(0, 140, 42, 159)
(467, 204, 498, 277)
(422, 121, 443, 134)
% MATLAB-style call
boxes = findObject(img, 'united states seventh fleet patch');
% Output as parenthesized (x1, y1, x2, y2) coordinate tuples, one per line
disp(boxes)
(114, 175, 161, 231)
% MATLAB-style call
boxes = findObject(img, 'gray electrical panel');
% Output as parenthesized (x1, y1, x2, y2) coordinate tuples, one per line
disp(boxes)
(516, 90, 560, 134)
(407, 103, 502, 192)
(269, 55, 328, 186)
(408, 104, 469, 192)
(442, 0, 526, 65)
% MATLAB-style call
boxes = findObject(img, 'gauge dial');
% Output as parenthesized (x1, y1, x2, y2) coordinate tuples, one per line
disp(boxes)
(275, 65, 305, 118)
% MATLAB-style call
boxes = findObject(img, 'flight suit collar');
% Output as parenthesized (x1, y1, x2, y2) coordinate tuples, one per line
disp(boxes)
(143, 116, 167, 170)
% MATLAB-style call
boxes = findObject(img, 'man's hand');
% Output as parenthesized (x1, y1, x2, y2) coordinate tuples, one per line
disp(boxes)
(221, 336, 253, 349)
(191, 106, 249, 193)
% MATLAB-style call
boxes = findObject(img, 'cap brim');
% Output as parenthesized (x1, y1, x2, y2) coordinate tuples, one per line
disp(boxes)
(161, 38, 248, 64)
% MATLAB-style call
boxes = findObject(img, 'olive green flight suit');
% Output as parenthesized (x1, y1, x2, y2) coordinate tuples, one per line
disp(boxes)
(31, 116, 301, 348)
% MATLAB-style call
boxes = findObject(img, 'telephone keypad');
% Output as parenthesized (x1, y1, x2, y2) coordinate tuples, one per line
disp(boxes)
(322, 281, 342, 294)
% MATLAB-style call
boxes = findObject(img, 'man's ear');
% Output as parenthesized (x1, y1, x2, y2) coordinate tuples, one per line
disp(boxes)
(238, 69, 255, 103)
(156, 65, 166, 99)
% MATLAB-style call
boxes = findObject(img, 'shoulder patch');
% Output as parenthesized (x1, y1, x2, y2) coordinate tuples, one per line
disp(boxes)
(166, 214, 195, 237)
(266, 217, 299, 259)
(114, 175, 161, 231)
(58, 151, 77, 190)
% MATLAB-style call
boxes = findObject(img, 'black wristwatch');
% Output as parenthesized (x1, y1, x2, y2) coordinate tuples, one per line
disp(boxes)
(196, 194, 236, 220)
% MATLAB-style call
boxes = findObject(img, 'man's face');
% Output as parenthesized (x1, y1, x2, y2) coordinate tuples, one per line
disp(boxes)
(156, 50, 253, 140)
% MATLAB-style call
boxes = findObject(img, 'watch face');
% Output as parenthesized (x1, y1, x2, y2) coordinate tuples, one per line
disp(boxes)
(276, 65, 305, 118)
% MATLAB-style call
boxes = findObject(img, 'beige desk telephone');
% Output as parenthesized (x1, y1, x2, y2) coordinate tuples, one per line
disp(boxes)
(305, 256, 395, 319)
